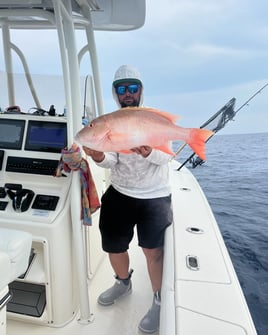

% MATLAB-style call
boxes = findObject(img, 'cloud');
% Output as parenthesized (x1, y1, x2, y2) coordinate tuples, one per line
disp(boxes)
(145, 79, 268, 134)
(0, 0, 268, 134)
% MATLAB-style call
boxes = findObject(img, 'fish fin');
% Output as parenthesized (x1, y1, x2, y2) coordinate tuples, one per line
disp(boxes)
(139, 107, 180, 124)
(187, 128, 214, 160)
(155, 143, 176, 156)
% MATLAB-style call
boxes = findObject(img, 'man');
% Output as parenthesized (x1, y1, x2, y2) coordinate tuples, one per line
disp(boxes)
(83, 64, 173, 333)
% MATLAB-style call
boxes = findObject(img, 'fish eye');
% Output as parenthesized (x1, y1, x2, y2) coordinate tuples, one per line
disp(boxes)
(89, 123, 93, 127)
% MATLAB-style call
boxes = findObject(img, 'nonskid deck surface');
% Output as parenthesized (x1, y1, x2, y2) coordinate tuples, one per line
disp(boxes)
(7, 236, 157, 335)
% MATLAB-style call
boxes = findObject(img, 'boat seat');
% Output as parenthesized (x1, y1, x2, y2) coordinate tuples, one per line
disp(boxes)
(0, 228, 32, 288)
(0, 228, 32, 322)
(0, 228, 32, 335)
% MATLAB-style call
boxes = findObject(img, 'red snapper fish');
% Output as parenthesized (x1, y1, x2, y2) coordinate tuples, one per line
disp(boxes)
(75, 107, 213, 160)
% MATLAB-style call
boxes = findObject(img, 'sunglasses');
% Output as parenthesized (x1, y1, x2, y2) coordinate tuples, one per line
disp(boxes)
(115, 84, 140, 95)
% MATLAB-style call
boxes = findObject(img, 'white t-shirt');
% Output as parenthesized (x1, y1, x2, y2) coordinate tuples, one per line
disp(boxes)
(96, 149, 172, 199)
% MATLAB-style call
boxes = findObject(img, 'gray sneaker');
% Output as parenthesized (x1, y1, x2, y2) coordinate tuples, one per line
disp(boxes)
(98, 270, 133, 306)
(138, 291, 161, 333)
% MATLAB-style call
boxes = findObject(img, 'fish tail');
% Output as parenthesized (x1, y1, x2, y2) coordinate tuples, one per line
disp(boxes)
(187, 128, 214, 160)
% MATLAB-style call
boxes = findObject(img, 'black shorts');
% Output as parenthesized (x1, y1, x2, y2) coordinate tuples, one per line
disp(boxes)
(99, 186, 173, 253)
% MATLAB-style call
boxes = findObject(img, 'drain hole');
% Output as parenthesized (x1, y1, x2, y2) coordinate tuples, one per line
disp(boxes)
(186, 227, 204, 234)
(179, 187, 191, 191)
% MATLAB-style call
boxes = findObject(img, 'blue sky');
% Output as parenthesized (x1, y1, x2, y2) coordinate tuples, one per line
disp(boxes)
(1, 0, 268, 134)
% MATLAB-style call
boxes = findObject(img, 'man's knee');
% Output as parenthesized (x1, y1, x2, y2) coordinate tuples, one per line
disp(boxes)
(142, 247, 163, 263)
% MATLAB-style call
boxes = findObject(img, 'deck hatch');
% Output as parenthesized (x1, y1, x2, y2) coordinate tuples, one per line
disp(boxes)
(7, 281, 46, 317)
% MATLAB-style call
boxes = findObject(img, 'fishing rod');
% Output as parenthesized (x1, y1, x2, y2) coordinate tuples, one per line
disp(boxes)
(233, 82, 268, 116)
(174, 98, 235, 164)
(176, 82, 268, 171)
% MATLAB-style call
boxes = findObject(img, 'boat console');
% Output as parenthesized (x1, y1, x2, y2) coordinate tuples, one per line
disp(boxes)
(0, 113, 69, 221)
(0, 113, 79, 326)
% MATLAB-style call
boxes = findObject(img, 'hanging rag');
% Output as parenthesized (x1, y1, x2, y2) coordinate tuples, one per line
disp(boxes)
(55, 143, 100, 225)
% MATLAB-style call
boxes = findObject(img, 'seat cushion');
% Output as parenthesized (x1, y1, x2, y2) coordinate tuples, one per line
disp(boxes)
(0, 228, 32, 282)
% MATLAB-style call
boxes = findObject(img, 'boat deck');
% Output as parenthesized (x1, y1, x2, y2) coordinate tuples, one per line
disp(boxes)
(7, 234, 156, 335)
(3, 159, 257, 335)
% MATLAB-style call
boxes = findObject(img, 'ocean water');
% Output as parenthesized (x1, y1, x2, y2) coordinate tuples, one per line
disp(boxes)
(174, 132, 268, 335)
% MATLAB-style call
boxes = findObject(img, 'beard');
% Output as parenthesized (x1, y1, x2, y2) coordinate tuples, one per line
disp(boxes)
(120, 97, 140, 107)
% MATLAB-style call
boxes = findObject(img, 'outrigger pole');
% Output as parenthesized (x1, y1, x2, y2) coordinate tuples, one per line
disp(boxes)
(176, 82, 268, 171)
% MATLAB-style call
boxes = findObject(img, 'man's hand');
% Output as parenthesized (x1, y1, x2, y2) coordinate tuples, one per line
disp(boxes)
(83, 146, 105, 162)
(131, 146, 152, 157)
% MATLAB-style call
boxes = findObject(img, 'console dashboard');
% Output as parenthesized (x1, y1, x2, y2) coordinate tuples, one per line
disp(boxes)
(0, 113, 70, 223)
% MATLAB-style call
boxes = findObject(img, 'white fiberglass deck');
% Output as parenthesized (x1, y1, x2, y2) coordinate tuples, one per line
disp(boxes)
(7, 234, 155, 335)
(161, 161, 257, 335)
(5, 161, 257, 335)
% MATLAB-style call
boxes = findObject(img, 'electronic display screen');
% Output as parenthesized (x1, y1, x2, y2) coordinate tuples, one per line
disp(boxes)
(0, 118, 25, 150)
(25, 120, 67, 153)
